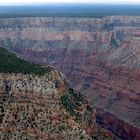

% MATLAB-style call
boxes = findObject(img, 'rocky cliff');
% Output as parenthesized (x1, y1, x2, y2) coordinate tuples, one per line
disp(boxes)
(0, 16, 140, 139)
(0, 48, 111, 140)
(0, 72, 93, 140)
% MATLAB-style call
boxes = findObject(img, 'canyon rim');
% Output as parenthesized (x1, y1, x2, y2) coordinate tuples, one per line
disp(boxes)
(0, 4, 140, 139)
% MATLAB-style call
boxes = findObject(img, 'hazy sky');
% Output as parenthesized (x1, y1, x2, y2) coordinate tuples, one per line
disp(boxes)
(0, 0, 140, 5)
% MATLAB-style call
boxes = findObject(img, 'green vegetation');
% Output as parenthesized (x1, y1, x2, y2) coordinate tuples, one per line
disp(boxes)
(61, 88, 87, 123)
(60, 94, 75, 116)
(0, 48, 52, 75)
(68, 88, 85, 103)
(61, 88, 85, 117)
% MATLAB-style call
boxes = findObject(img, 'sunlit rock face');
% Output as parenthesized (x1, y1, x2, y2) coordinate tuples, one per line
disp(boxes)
(0, 16, 140, 139)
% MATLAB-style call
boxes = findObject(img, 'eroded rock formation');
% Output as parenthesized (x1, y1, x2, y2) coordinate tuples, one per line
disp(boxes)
(0, 16, 140, 139)
(0, 71, 98, 140)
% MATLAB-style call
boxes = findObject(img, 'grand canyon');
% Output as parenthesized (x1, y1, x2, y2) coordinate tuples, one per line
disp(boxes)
(1, 47, 111, 139)
(0, 15, 140, 139)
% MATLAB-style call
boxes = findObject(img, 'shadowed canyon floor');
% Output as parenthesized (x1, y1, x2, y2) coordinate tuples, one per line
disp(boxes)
(0, 16, 140, 139)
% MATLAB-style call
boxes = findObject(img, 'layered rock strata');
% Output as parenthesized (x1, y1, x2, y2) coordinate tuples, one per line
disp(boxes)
(0, 71, 97, 140)
(0, 16, 140, 139)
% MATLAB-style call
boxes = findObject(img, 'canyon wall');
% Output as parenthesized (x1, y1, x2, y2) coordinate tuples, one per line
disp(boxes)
(0, 16, 140, 139)
(0, 70, 98, 139)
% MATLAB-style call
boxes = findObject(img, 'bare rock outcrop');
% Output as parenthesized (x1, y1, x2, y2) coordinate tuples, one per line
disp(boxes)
(0, 71, 96, 140)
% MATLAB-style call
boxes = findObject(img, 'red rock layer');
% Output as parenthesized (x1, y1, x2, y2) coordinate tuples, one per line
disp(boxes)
(0, 16, 140, 139)
(0, 73, 94, 140)
(96, 108, 140, 140)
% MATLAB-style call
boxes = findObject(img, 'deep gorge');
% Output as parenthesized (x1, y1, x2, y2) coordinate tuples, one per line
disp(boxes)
(0, 16, 140, 139)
